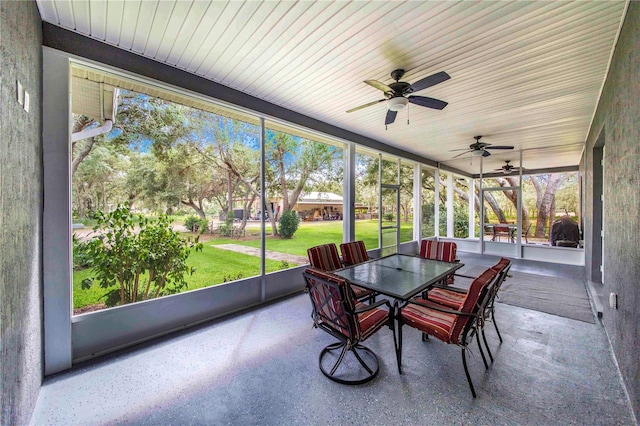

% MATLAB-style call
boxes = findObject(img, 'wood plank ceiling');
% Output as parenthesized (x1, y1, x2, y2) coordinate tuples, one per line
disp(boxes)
(37, 0, 627, 175)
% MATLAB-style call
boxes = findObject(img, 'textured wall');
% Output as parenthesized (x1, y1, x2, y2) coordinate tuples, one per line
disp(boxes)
(0, 2, 43, 425)
(584, 3, 640, 420)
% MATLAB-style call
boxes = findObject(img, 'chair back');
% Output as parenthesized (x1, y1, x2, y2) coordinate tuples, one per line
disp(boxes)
(307, 243, 342, 271)
(419, 240, 457, 262)
(450, 268, 498, 344)
(303, 268, 360, 341)
(487, 257, 512, 305)
(340, 241, 369, 265)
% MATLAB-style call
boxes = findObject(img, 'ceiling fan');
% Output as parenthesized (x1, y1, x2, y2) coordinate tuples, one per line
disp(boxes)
(346, 69, 450, 127)
(451, 135, 514, 158)
(493, 160, 518, 175)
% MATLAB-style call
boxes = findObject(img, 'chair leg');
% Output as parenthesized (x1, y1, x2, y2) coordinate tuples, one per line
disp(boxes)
(474, 329, 489, 369)
(481, 328, 494, 362)
(461, 347, 477, 398)
(395, 321, 403, 374)
(492, 310, 503, 343)
(351, 344, 376, 375)
(327, 342, 350, 377)
(319, 341, 380, 385)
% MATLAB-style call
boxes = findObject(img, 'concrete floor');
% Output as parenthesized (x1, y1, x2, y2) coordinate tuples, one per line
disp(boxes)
(30, 253, 636, 425)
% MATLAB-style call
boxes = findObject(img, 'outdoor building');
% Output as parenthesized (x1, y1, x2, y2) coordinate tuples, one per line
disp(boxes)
(291, 192, 344, 221)
(2, 2, 639, 425)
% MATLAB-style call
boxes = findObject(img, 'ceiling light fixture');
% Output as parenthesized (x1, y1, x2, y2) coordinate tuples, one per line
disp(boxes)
(388, 96, 408, 111)
(471, 150, 484, 157)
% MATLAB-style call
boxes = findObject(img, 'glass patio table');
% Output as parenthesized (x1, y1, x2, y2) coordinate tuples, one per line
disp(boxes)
(333, 253, 463, 302)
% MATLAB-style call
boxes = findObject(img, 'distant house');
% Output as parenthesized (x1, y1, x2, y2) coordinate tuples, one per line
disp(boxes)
(290, 192, 343, 221)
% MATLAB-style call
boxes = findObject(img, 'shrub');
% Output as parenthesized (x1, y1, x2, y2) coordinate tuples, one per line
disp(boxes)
(218, 217, 234, 237)
(278, 210, 300, 238)
(184, 215, 209, 233)
(81, 204, 202, 307)
(383, 212, 395, 221)
(278, 260, 291, 270)
(72, 234, 91, 270)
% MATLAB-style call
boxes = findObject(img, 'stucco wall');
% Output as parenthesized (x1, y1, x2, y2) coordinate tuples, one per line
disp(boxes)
(0, 2, 43, 424)
(584, 3, 640, 419)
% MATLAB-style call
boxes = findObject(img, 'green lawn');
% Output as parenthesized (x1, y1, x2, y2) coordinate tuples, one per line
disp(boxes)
(73, 219, 413, 310)
(73, 245, 287, 309)
(237, 220, 413, 256)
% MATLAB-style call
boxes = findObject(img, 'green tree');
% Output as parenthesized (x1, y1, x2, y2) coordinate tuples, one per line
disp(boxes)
(73, 144, 129, 219)
(264, 130, 339, 235)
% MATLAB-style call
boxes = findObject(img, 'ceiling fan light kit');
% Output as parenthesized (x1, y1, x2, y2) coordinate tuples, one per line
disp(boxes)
(388, 96, 408, 111)
(472, 150, 484, 157)
(497, 160, 516, 174)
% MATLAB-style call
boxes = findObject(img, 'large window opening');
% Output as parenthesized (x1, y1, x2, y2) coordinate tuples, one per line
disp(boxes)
(263, 120, 345, 269)
(420, 167, 436, 238)
(480, 171, 579, 245)
(70, 69, 277, 314)
(354, 149, 380, 248)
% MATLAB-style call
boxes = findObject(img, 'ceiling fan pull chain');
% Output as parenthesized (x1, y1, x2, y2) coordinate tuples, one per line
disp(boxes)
(407, 104, 410, 125)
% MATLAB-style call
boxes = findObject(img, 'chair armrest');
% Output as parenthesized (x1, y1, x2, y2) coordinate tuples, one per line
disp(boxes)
(453, 273, 476, 279)
(353, 298, 390, 314)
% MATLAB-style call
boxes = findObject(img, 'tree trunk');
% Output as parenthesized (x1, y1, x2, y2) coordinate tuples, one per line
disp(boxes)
(277, 145, 290, 212)
(548, 198, 556, 236)
(71, 137, 97, 176)
(495, 177, 530, 225)
(534, 174, 566, 238)
(181, 200, 206, 220)
(226, 170, 233, 216)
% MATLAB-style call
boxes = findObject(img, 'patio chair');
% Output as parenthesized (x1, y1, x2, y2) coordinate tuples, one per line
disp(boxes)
(339, 240, 378, 302)
(339, 240, 370, 266)
(425, 258, 512, 361)
(395, 267, 499, 398)
(302, 267, 395, 384)
(492, 224, 513, 242)
(418, 240, 457, 285)
(307, 243, 375, 302)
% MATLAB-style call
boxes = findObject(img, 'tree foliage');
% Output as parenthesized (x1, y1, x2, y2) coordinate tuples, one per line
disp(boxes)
(80, 204, 202, 307)
(278, 210, 300, 238)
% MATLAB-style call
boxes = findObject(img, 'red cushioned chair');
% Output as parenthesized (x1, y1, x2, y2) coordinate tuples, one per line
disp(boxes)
(418, 240, 457, 285)
(492, 225, 514, 242)
(339, 241, 377, 303)
(426, 258, 512, 362)
(339, 240, 370, 266)
(395, 267, 499, 398)
(303, 267, 395, 384)
(307, 243, 375, 302)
